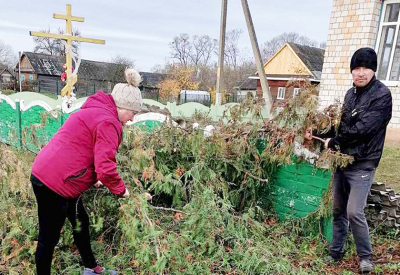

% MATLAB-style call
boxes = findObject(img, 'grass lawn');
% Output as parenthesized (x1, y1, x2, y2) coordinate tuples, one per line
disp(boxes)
(375, 145, 400, 192)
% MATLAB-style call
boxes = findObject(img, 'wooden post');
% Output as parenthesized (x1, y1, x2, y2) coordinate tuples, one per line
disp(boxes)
(216, 0, 228, 106)
(241, 0, 272, 111)
(15, 100, 22, 147)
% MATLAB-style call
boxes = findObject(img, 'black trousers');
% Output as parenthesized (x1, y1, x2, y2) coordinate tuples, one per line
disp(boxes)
(31, 174, 97, 275)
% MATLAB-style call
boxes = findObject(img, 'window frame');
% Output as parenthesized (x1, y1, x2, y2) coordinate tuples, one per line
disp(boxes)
(293, 88, 300, 98)
(277, 87, 286, 100)
(375, 0, 400, 86)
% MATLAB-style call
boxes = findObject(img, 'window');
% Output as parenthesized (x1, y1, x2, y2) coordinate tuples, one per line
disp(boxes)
(29, 74, 34, 80)
(376, 1, 400, 84)
(277, 87, 285, 100)
(293, 88, 300, 98)
(20, 74, 25, 81)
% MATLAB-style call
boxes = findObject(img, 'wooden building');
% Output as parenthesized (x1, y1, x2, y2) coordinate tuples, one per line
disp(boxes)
(0, 65, 15, 89)
(15, 52, 166, 96)
(247, 43, 325, 102)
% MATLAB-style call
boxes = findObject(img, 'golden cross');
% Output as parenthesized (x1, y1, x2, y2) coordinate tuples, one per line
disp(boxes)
(30, 4, 105, 98)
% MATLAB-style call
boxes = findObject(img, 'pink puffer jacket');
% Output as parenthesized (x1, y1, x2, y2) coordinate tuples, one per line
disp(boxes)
(32, 91, 126, 198)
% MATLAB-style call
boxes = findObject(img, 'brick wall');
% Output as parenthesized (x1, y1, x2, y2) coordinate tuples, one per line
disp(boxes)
(320, 0, 400, 128)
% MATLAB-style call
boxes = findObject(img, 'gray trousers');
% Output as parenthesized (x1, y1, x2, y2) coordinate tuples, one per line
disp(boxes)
(330, 167, 375, 260)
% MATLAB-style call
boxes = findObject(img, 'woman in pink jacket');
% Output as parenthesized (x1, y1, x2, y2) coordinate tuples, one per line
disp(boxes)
(31, 68, 143, 275)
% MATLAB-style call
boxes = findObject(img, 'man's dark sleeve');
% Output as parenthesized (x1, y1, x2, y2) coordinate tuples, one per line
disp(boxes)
(328, 93, 392, 150)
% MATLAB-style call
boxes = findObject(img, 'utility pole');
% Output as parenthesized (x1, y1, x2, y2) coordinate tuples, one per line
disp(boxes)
(241, 0, 272, 110)
(216, 0, 228, 106)
(18, 51, 22, 93)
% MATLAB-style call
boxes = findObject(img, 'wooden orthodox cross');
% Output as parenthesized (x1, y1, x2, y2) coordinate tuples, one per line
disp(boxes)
(30, 4, 105, 98)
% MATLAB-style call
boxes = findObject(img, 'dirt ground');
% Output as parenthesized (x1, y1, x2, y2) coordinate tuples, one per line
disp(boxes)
(385, 128, 400, 147)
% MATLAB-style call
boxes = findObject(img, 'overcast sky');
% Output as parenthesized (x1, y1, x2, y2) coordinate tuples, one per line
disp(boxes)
(0, 0, 333, 72)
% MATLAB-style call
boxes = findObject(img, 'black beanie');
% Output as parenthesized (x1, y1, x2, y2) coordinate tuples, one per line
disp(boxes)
(350, 47, 377, 72)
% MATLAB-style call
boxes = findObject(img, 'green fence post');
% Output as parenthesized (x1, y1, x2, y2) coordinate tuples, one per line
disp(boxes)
(60, 111, 65, 126)
(15, 100, 22, 147)
(57, 105, 65, 126)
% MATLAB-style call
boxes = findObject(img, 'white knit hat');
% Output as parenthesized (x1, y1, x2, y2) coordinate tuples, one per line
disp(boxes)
(111, 68, 143, 112)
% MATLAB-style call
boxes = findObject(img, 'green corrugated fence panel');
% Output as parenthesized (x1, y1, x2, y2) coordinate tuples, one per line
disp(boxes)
(274, 169, 331, 189)
(278, 162, 331, 179)
(268, 193, 320, 213)
(19, 106, 62, 153)
(268, 185, 323, 207)
(132, 120, 162, 133)
(0, 100, 16, 144)
(272, 203, 310, 219)
(269, 162, 333, 241)
(272, 178, 327, 197)
(21, 106, 50, 152)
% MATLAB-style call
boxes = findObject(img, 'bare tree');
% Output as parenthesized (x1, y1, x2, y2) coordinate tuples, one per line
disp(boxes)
(0, 40, 17, 69)
(319, 42, 327, 50)
(190, 35, 217, 66)
(261, 32, 319, 63)
(170, 34, 192, 66)
(56, 28, 81, 56)
(224, 29, 243, 69)
(33, 28, 81, 56)
(33, 29, 58, 56)
(106, 55, 135, 83)
(165, 30, 255, 94)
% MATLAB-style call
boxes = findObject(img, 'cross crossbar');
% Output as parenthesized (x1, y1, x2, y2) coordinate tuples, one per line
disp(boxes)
(30, 31, 105, 45)
(53, 14, 84, 22)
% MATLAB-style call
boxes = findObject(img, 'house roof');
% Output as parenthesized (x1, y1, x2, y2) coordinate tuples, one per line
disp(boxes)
(235, 77, 257, 90)
(287, 43, 325, 79)
(0, 65, 15, 77)
(19, 52, 166, 87)
(140, 72, 167, 88)
(21, 52, 63, 76)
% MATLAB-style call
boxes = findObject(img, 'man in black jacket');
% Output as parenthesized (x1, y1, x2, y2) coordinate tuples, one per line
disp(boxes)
(307, 47, 392, 274)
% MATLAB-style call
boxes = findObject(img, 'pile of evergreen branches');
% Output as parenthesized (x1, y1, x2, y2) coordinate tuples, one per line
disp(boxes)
(1, 81, 356, 274)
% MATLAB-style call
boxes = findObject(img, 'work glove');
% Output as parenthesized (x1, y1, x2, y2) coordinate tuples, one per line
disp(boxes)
(94, 181, 103, 188)
(123, 188, 130, 198)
